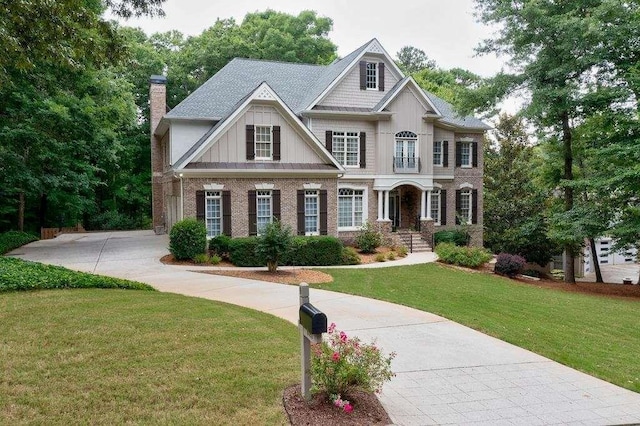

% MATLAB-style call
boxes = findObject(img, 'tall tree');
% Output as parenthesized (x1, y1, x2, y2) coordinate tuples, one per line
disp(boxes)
(396, 46, 436, 74)
(470, 0, 640, 283)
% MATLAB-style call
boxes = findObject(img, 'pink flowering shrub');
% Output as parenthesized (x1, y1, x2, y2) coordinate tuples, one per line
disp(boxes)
(311, 323, 396, 409)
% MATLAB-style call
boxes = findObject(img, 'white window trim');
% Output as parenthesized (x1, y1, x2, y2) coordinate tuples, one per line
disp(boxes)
(394, 135, 419, 171)
(304, 190, 320, 236)
(365, 62, 378, 91)
(203, 183, 224, 191)
(303, 183, 322, 190)
(254, 124, 273, 161)
(460, 141, 473, 168)
(337, 185, 368, 232)
(205, 191, 222, 239)
(256, 190, 273, 236)
(431, 190, 441, 226)
(433, 141, 443, 167)
(332, 131, 360, 168)
(460, 189, 473, 224)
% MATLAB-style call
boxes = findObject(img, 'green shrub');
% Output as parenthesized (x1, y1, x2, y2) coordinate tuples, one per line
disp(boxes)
(228, 237, 264, 267)
(494, 253, 526, 277)
(209, 235, 231, 257)
(0, 231, 38, 255)
(0, 257, 154, 292)
(434, 230, 470, 247)
(209, 254, 222, 265)
(193, 253, 210, 264)
(396, 246, 408, 258)
(169, 219, 207, 260)
(356, 221, 382, 254)
(285, 236, 344, 266)
(435, 243, 492, 268)
(375, 253, 386, 262)
(86, 210, 146, 231)
(387, 252, 396, 261)
(255, 220, 293, 272)
(341, 247, 361, 265)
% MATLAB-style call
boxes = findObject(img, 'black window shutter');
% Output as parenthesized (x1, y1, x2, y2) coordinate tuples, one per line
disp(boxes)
(472, 189, 478, 224)
(378, 63, 385, 91)
(443, 141, 449, 167)
(359, 132, 366, 168)
(325, 130, 333, 153)
(272, 190, 281, 221)
(320, 190, 328, 235)
(222, 191, 231, 236)
(440, 190, 447, 226)
(455, 142, 462, 167)
(297, 190, 305, 235)
(455, 190, 462, 225)
(433, 141, 437, 165)
(196, 191, 205, 223)
(472, 142, 478, 167)
(272, 126, 281, 160)
(248, 190, 257, 236)
(246, 125, 255, 160)
(359, 61, 367, 90)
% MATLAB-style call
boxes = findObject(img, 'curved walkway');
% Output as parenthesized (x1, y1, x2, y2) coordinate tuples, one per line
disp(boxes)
(9, 230, 640, 425)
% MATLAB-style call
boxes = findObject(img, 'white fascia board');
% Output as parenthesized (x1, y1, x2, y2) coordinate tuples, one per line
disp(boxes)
(306, 39, 405, 110)
(376, 78, 443, 117)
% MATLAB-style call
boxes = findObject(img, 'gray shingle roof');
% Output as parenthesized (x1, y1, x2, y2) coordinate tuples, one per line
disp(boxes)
(166, 39, 489, 130)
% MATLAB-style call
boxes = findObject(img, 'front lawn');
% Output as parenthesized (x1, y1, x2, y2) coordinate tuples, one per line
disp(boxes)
(0, 290, 298, 425)
(315, 263, 640, 393)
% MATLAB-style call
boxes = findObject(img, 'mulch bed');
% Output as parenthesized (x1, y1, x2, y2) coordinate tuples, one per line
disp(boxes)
(197, 268, 334, 285)
(282, 384, 391, 426)
(513, 276, 640, 300)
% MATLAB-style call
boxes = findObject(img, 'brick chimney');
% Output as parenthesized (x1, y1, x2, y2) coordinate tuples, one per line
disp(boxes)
(150, 75, 167, 232)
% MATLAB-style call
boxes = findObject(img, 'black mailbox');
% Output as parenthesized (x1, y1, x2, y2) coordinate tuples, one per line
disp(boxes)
(299, 303, 327, 335)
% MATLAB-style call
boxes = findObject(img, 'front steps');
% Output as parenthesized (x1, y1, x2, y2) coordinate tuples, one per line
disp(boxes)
(393, 230, 432, 253)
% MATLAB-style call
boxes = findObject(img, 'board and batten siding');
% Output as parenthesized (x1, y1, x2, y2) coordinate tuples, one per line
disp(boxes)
(318, 56, 399, 109)
(377, 86, 433, 175)
(195, 105, 325, 164)
(310, 118, 376, 175)
(170, 121, 213, 166)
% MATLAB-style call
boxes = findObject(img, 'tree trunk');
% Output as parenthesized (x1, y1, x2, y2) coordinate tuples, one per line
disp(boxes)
(561, 111, 576, 284)
(589, 238, 603, 283)
(267, 260, 277, 273)
(18, 191, 25, 232)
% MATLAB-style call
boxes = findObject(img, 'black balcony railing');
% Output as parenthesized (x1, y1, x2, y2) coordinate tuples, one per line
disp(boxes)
(393, 156, 420, 173)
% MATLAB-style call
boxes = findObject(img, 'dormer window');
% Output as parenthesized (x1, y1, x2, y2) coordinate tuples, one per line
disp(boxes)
(366, 62, 378, 89)
(359, 61, 385, 91)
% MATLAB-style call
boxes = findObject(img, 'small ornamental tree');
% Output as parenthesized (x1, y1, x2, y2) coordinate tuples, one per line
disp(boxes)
(355, 221, 382, 254)
(255, 219, 293, 273)
(169, 218, 207, 260)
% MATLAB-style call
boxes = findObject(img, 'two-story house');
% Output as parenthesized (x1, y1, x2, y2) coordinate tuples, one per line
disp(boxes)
(150, 39, 489, 247)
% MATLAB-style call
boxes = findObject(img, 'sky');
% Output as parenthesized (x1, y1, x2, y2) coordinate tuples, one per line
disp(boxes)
(114, 0, 507, 78)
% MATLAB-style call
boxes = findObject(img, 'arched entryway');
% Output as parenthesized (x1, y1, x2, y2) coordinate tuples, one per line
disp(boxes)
(388, 184, 422, 231)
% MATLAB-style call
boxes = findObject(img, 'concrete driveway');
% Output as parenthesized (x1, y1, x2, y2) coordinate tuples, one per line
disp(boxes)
(9, 230, 640, 425)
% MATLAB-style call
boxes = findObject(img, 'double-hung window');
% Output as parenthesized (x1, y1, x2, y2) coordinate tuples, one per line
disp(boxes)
(332, 132, 360, 167)
(205, 191, 222, 237)
(460, 142, 472, 167)
(433, 141, 443, 166)
(304, 190, 319, 236)
(459, 190, 472, 224)
(256, 190, 272, 234)
(431, 190, 440, 225)
(254, 125, 272, 160)
(366, 62, 378, 89)
(338, 188, 364, 229)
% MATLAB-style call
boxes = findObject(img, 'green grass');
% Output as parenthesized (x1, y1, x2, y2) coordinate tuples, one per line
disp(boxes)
(0, 231, 38, 255)
(0, 257, 154, 292)
(0, 289, 298, 425)
(314, 263, 640, 393)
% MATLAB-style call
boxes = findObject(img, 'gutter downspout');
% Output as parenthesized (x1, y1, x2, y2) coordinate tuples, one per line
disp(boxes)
(179, 173, 184, 221)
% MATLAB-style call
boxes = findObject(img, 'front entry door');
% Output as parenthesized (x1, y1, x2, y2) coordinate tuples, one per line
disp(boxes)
(389, 192, 400, 229)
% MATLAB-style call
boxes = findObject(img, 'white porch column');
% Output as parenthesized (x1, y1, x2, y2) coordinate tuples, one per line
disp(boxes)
(420, 190, 427, 220)
(426, 190, 433, 220)
(384, 191, 390, 221)
(377, 191, 384, 221)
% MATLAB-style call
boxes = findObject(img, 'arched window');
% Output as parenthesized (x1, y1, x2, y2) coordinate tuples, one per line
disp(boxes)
(394, 131, 418, 172)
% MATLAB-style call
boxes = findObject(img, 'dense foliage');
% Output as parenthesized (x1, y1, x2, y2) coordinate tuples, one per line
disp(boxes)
(284, 236, 345, 266)
(435, 243, 492, 268)
(0, 257, 153, 292)
(168, 219, 207, 260)
(494, 253, 526, 277)
(0, 231, 38, 255)
(434, 230, 471, 247)
(228, 238, 264, 267)
(255, 220, 294, 272)
(355, 221, 382, 254)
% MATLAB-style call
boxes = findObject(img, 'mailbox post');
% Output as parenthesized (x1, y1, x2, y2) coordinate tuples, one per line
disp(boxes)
(298, 283, 327, 400)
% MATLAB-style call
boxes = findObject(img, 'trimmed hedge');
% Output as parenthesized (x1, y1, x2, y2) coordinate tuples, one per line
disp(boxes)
(435, 242, 492, 268)
(209, 235, 232, 257)
(434, 230, 470, 247)
(284, 236, 344, 266)
(169, 219, 207, 260)
(228, 237, 265, 267)
(0, 231, 38, 255)
(0, 257, 154, 292)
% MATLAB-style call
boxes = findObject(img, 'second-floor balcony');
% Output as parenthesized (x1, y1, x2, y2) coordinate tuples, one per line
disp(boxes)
(393, 156, 421, 173)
